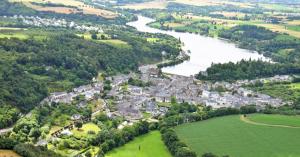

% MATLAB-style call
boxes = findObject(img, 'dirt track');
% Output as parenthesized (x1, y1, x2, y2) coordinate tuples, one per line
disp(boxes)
(240, 115, 300, 129)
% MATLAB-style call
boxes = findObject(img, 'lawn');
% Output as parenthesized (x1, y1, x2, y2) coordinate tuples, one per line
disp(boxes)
(105, 131, 171, 157)
(247, 114, 300, 127)
(175, 115, 300, 157)
(71, 122, 100, 138)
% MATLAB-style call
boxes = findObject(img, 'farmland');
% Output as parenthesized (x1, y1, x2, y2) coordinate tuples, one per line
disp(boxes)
(105, 131, 171, 157)
(9, 0, 117, 18)
(175, 115, 300, 157)
(247, 114, 300, 127)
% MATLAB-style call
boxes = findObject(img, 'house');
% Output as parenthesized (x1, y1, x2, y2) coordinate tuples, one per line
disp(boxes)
(73, 85, 92, 93)
(61, 129, 73, 136)
(71, 114, 82, 121)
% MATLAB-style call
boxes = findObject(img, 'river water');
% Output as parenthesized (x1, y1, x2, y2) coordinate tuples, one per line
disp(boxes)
(127, 16, 269, 76)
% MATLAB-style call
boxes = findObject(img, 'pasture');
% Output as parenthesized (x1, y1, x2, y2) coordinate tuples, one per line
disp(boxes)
(247, 114, 300, 127)
(9, 0, 117, 18)
(105, 131, 171, 157)
(175, 114, 300, 157)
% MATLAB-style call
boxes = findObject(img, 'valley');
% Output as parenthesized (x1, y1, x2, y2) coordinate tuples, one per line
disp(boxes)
(1, 0, 300, 157)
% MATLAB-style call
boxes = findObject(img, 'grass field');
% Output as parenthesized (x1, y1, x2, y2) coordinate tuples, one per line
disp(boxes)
(0, 150, 21, 157)
(175, 115, 300, 157)
(247, 114, 300, 127)
(105, 131, 171, 157)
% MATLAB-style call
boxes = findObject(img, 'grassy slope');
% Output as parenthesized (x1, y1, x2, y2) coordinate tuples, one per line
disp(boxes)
(248, 114, 300, 127)
(105, 131, 171, 157)
(175, 115, 300, 157)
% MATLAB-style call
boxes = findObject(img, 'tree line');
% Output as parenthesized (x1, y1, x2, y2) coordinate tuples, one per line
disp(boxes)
(197, 60, 300, 82)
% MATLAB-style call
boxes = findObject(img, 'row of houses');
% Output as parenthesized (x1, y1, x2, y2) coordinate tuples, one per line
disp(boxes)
(47, 82, 103, 104)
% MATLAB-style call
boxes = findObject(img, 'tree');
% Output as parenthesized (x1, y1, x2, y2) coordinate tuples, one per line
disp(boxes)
(100, 34, 106, 40)
(91, 34, 97, 40)
(85, 151, 92, 157)
(75, 121, 83, 130)
(29, 128, 41, 140)
(175, 147, 197, 157)
(171, 96, 177, 105)
(202, 153, 218, 157)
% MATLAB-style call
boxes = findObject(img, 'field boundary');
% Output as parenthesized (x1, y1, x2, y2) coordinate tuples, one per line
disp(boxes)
(240, 115, 300, 129)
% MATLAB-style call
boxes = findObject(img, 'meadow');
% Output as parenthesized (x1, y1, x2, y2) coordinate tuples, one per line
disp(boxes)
(247, 114, 300, 127)
(105, 131, 171, 157)
(175, 114, 300, 157)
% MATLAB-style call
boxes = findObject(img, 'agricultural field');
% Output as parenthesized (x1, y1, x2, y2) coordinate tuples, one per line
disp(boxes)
(119, 0, 168, 10)
(9, 0, 117, 18)
(105, 131, 171, 157)
(78, 33, 130, 48)
(247, 114, 300, 127)
(119, 0, 253, 9)
(0, 150, 21, 157)
(175, 115, 300, 157)
(0, 29, 51, 40)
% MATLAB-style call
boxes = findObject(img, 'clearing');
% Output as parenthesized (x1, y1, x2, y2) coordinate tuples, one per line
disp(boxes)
(71, 122, 101, 138)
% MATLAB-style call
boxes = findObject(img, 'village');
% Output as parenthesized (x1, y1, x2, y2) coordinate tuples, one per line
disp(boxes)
(5, 15, 105, 33)
(45, 64, 292, 124)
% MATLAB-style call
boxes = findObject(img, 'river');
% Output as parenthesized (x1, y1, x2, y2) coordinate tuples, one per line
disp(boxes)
(127, 16, 269, 76)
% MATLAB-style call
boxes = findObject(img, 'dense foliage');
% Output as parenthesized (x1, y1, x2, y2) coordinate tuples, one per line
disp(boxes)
(0, 105, 20, 128)
(14, 143, 61, 157)
(197, 60, 300, 81)
(219, 25, 300, 64)
(92, 120, 152, 155)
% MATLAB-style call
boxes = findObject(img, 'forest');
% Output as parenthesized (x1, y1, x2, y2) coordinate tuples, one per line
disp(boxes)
(197, 60, 300, 81)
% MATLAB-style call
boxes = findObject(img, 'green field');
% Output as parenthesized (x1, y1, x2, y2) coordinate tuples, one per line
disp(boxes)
(71, 122, 101, 138)
(175, 115, 300, 157)
(105, 131, 171, 157)
(248, 114, 300, 127)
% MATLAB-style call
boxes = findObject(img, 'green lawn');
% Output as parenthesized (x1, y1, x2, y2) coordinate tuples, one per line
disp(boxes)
(248, 114, 300, 127)
(72, 122, 101, 138)
(105, 131, 171, 157)
(175, 115, 300, 157)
